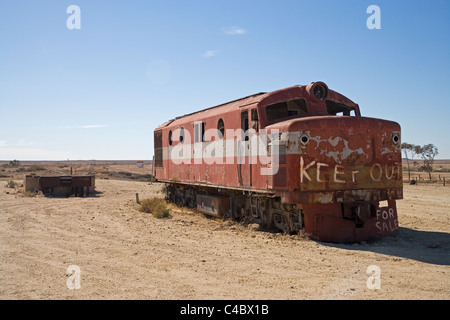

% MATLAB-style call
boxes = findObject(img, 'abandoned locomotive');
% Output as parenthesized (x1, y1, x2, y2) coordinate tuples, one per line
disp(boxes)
(153, 82, 402, 242)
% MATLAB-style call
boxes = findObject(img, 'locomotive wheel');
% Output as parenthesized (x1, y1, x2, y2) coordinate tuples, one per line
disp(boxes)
(260, 209, 273, 230)
(184, 189, 195, 208)
(164, 183, 303, 234)
(273, 213, 290, 233)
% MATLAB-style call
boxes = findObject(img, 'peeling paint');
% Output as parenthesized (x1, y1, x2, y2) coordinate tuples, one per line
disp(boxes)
(311, 136, 367, 163)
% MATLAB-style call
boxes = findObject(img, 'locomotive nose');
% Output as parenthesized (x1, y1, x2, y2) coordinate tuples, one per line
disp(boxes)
(289, 116, 400, 156)
(282, 116, 402, 243)
(284, 116, 402, 193)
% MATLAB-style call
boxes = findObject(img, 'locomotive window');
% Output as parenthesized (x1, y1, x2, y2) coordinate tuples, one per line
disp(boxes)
(180, 127, 185, 144)
(266, 102, 288, 121)
(326, 101, 355, 116)
(217, 118, 224, 139)
(194, 122, 205, 143)
(194, 124, 198, 143)
(266, 99, 308, 122)
(251, 109, 259, 132)
(288, 99, 308, 115)
(168, 130, 173, 146)
(241, 111, 249, 141)
(154, 131, 163, 167)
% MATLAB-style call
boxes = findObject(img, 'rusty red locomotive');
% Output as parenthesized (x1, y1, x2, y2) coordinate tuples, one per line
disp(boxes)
(154, 82, 402, 242)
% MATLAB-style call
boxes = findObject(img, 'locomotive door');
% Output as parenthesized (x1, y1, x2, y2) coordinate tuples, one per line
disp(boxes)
(238, 110, 252, 187)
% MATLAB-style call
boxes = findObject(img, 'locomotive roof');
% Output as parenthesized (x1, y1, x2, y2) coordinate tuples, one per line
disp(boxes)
(154, 83, 358, 130)
(155, 91, 269, 129)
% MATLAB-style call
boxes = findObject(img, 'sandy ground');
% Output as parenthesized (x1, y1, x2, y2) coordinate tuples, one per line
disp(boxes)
(0, 178, 449, 300)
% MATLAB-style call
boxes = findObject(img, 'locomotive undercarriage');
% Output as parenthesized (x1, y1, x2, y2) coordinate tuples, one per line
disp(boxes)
(164, 183, 304, 234)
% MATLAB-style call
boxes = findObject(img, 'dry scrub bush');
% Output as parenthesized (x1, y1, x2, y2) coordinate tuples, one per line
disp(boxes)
(139, 197, 171, 219)
(6, 180, 18, 188)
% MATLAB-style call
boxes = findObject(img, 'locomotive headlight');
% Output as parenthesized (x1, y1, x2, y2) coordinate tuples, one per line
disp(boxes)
(313, 84, 328, 100)
(306, 81, 329, 101)
(392, 132, 400, 145)
(300, 133, 310, 145)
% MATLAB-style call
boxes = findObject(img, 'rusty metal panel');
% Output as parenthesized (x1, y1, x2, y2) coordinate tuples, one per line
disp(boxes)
(27, 175, 95, 197)
(24, 175, 40, 192)
(284, 116, 402, 192)
(299, 200, 399, 242)
(72, 176, 92, 187)
(60, 176, 72, 187)
(273, 166, 287, 188)
(39, 177, 62, 189)
(278, 187, 403, 205)
(196, 194, 230, 217)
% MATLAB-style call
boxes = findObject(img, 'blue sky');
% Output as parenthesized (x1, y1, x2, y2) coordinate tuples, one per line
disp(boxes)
(0, 0, 449, 160)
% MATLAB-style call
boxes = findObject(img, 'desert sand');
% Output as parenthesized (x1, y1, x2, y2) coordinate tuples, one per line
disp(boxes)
(0, 165, 449, 300)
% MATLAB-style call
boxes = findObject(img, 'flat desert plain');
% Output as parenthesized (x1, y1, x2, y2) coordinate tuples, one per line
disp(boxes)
(0, 161, 449, 300)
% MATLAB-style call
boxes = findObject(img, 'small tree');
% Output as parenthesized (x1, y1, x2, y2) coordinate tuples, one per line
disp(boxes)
(401, 143, 414, 182)
(8, 160, 20, 167)
(412, 145, 421, 166)
(401, 143, 421, 182)
(419, 144, 439, 180)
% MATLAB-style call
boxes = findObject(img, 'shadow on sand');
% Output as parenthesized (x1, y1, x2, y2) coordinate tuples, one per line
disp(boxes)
(321, 227, 450, 266)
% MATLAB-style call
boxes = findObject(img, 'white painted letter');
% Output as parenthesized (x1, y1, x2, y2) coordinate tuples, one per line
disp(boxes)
(300, 157, 315, 183)
(316, 163, 329, 182)
(334, 165, 346, 184)
(370, 163, 382, 182)
(385, 165, 394, 180)
(351, 170, 359, 183)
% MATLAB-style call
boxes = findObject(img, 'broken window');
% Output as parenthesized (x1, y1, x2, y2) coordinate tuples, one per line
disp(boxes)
(217, 118, 224, 139)
(266, 99, 308, 122)
(251, 109, 259, 132)
(241, 111, 249, 141)
(194, 121, 205, 143)
(326, 100, 356, 116)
